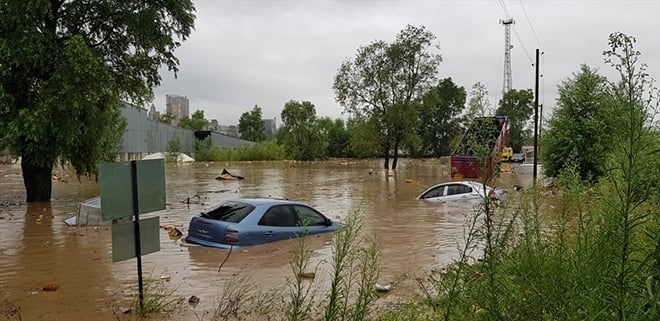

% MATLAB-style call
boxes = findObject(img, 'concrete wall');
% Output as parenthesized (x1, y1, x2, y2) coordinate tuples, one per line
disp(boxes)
(209, 132, 255, 149)
(118, 106, 193, 160)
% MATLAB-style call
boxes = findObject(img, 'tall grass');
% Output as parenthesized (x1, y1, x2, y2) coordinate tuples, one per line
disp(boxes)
(113, 273, 184, 320)
(278, 204, 380, 321)
(598, 32, 660, 320)
(323, 204, 380, 321)
(285, 220, 317, 321)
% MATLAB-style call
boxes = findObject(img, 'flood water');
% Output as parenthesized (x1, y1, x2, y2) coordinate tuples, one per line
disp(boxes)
(0, 159, 532, 320)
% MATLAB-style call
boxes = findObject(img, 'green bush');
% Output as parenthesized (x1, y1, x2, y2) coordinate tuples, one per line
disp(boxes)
(166, 137, 182, 163)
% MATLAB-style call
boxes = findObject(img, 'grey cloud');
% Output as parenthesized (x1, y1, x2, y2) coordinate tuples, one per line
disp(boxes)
(153, 0, 660, 125)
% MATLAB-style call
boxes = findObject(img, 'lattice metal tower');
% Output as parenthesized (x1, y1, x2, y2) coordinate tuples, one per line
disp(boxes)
(500, 18, 514, 95)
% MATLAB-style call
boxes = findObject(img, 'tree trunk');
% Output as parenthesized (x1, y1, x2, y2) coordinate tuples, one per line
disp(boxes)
(382, 143, 390, 170)
(21, 158, 53, 202)
(383, 153, 390, 170)
(392, 138, 400, 170)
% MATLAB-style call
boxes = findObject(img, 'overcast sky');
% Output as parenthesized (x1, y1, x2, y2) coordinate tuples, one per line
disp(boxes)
(152, 0, 660, 126)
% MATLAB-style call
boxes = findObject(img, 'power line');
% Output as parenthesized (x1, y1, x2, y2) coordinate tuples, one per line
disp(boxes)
(520, 0, 543, 49)
(499, 0, 511, 19)
(513, 25, 535, 65)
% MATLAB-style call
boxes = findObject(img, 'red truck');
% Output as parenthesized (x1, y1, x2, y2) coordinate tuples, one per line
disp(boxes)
(450, 116, 508, 182)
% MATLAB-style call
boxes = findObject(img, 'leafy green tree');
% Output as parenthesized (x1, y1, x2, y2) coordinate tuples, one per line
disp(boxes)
(178, 110, 207, 131)
(159, 112, 176, 124)
(418, 78, 466, 157)
(238, 105, 267, 142)
(346, 116, 381, 158)
(334, 24, 442, 169)
(388, 101, 422, 158)
(276, 100, 326, 160)
(462, 82, 493, 129)
(541, 64, 610, 180)
(0, 1, 195, 202)
(317, 117, 351, 158)
(495, 89, 534, 153)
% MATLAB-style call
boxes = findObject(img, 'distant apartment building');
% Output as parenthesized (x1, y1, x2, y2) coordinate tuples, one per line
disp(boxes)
(165, 94, 189, 125)
(263, 118, 277, 138)
(217, 125, 239, 138)
(148, 104, 160, 121)
(208, 119, 219, 132)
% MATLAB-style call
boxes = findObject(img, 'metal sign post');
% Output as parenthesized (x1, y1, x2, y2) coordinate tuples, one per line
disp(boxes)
(130, 160, 145, 310)
(100, 158, 166, 311)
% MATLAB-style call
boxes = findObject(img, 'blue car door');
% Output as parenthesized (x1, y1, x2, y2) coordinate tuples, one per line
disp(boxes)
(292, 205, 330, 235)
(258, 205, 300, 243)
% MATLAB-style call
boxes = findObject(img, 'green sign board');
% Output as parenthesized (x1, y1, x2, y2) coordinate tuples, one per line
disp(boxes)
(112, 216, 161, 263)
(99, 159, 166, 220)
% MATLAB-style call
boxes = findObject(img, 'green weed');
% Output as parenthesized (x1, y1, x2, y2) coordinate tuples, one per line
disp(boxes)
(112, 272, 184, 320)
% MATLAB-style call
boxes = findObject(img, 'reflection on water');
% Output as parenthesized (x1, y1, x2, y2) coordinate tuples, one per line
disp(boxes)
(0, 159, 532, 320)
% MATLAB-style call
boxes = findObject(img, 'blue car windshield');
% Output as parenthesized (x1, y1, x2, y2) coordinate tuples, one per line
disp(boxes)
(201, 202, 254, 222)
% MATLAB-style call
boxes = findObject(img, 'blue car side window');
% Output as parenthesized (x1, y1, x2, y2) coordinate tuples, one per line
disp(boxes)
(294, 205, 326, 226)
(261, 205, 298, 227)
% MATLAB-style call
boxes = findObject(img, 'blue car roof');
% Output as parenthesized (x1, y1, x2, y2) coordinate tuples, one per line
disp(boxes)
(203, 198, 308, 211)
(231, 198, 299, 206)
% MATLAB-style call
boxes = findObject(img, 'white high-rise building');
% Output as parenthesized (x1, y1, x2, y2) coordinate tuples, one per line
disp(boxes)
(165, 94, 189, 125)
(263, 118, 277, 138)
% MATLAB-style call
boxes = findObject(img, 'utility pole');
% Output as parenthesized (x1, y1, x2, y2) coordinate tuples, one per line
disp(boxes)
(500, 18, 514, 95)
(539, 103, 543, 158)
(533, 49, 540, 183)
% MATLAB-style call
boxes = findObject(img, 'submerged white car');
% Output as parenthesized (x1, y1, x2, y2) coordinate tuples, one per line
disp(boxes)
(417, 181, 506, 202)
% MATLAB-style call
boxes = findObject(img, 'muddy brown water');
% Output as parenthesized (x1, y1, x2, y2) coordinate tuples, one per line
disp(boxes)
(0, 159, 532, 320)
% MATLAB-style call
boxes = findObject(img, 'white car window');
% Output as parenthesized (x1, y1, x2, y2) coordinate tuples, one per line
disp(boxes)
(447, 184, 472, 196)
(421, 186, 445, 199)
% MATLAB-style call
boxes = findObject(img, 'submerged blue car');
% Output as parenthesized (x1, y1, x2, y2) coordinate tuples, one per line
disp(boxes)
(185, 198, 342, 249)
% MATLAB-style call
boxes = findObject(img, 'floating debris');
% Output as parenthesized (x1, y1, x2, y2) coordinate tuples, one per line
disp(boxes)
(163, 226, 183, 240)
(215, 168, 245, 180)
(42, 284, 59, 292)
(374, 283, 392, 292)
(180, 193, 206, 204)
